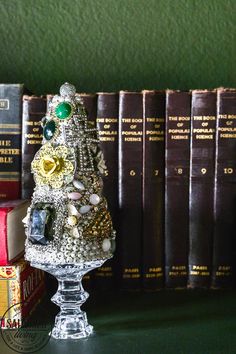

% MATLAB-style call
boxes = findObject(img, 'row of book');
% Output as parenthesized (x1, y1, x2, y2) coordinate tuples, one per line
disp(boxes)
(1, 85, 236, 290)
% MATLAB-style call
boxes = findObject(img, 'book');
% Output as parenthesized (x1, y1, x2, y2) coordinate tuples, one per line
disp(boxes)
(0, 200, 30, 266)
(165, 90, 191, 288)
(0, 258, 45, 328)
(118, 91, 143, 289)
(212, 88, 236, 288)
(95, 92, 119, 288)
(0, 84, 25, 199)
(21, 95, 46, 199)
(142, 90, 165, 290)
(188, 90, 216, 288)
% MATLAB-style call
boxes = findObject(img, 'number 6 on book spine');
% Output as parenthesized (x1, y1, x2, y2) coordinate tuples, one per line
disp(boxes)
(118, 91, 143, 290)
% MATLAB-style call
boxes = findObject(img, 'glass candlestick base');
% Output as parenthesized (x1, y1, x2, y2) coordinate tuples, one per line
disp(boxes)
(30, 260, 105, 340)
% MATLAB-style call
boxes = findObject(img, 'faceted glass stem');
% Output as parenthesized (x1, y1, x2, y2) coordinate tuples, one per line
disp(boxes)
(31, 260, 105, 340)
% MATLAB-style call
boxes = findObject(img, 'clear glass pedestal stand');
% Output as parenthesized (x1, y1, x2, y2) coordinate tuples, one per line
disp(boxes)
(31, 260, 105, 340)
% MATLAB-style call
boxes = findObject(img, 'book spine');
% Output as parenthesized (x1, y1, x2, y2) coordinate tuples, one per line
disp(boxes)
(0, 84, 24, 199)
(95, 93, 119, 288)
(188, 90, 216, 288)
(20, 264, 45, 319)
(118, 91, 143, 289)
(0, 261, 45, 327)
(165, 90, 191, 288)
(142, 90, 165, 290)
(0, 264, 22, 325)
(21, 96, 46, 199)
(212, 89, 236, 288)
(0, 208, 11, 264)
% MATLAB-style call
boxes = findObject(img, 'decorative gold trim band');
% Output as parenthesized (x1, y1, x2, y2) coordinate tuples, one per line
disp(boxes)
(0, 172, 20, 175)
(0, 131, 21, 135)
(0, 123, 21, 128)
(0, 177, 20, 181)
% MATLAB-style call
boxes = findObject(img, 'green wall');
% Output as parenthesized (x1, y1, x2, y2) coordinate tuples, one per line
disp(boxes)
(0, 0, 235, 94)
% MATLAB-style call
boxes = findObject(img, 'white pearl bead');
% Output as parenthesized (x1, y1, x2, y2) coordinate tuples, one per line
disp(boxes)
(89, 194, 100, 205)
(68, 204, 80, 216)
(102, 238, 111, 252)
(68, 192, 82, 200)
(67, 215, 78, 226)
(73, 179, 85, 190)
(72, 227, 80, 238)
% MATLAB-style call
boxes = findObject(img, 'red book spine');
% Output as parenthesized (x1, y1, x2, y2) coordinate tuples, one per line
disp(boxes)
(20, 265, 45, 319)
(0, 207, 12, 264)
(0, 182, 20, 200)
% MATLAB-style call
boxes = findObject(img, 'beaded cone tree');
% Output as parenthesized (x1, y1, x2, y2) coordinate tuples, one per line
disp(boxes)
(23, 83, 116, 339)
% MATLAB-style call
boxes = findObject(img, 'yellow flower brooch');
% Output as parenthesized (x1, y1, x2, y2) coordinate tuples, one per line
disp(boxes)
(32, 143, 75, 188)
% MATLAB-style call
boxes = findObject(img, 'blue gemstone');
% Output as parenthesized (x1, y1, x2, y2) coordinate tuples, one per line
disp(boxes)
(29, 207, 54, 245)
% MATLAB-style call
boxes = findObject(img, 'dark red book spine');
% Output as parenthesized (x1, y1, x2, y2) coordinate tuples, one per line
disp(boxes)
(212, 88, 236, 288)
(165, 90, 191, 288)
(21, 96, 46, 199)
(95, 92, 119, 288)
(20, 265, 45, 319)
(0, 207, 13, 264)
(188, 90, 216, 288)
(118, 91, 143, 289)
(0, 84, 24, 199)
(142, 90, 165, 290)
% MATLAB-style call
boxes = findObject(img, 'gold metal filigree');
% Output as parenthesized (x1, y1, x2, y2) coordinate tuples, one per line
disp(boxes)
(83, 208, 112, 239)
(32, 143, 75, 188)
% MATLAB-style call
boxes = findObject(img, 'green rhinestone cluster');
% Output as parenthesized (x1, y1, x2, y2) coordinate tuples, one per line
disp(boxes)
(43, 102, 73, 141)
(55, 102, 72, 120)
(44, 120, 56, 140)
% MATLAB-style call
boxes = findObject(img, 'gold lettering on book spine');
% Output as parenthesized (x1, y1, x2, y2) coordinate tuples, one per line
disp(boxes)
(25, 120, 43, 145)
(97, 117, 118, 142)
(123, 267, 141, 279)
(121, 117, 143, 143)
(0, 99, 9, 110)
(190, 265, 210, 276)
(168, 116, 190, 140)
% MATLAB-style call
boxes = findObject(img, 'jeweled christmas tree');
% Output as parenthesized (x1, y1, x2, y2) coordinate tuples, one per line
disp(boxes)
(23, 83, 116, 339)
